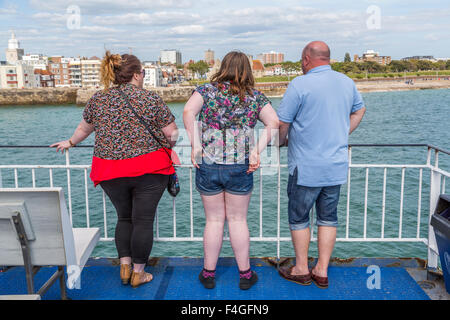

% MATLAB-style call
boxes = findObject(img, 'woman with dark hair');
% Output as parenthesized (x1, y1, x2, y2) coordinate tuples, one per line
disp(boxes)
(183, 51, 279, 290)
(50, 51, 178, 288)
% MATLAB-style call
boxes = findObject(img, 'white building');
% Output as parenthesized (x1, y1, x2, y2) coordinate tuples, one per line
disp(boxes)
(0, 63, 39, 89)
(264, 64, 284, 76)
(160, 49, 182, 65)
(68, 58, 82, 87)
(143, 63, 162, 88)
(5, 31, 24, 65)
(21, 54, 49, 71)
(81, 57, 101, 88)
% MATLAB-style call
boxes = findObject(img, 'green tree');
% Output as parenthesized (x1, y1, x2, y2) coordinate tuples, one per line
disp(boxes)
(446, 60, 450, 70)
(416, 59, 433, 71)
(344, 52, 351, 63)
(388, 60, 408, 72)
(359, 61, 383, 73)
(188, 60, 210, 79)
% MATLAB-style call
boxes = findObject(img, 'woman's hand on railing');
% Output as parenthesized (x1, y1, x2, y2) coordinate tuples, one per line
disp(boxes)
(50, 140, 72, 153)
(191, 146, 202, 169)
(247, 150, 260, 174)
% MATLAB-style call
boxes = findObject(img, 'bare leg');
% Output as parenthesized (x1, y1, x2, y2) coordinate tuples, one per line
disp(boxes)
(133, 263, 145, 273)
(202, 192, 226, 270)
(120, 257, 131, 265)
(313, 226, 336, 277)
(290, 228, 311, 275)
(225, 192, 251, 271)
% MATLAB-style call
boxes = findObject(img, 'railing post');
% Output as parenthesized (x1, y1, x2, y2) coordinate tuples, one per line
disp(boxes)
(65, 149, 73, 225)
(427, 150, 440, 269)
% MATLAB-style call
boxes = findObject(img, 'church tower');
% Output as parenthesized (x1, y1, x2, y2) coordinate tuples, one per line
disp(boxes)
(5, 31, 24, 64)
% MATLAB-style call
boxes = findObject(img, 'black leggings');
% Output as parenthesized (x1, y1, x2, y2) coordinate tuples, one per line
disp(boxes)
(100, 174, 169, 264)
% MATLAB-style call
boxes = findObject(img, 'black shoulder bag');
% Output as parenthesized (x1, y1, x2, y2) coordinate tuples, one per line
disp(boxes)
(118, 89, 180, 197)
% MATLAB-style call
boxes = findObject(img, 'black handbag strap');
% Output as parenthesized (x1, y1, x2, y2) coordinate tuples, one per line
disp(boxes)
(118, 88, 173, 165)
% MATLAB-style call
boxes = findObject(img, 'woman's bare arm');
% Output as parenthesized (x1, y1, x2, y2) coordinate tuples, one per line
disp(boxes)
(50, 119, 94, 153)
(183, 92, 204, 168)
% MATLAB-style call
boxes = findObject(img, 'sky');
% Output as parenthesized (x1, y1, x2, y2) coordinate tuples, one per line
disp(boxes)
(1, 0, 450, 63)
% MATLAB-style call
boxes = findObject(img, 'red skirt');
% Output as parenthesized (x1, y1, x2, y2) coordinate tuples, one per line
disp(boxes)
(90, 148, 178, 187)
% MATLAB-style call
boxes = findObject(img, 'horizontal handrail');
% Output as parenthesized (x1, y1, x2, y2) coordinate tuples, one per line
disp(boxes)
(0, 143, 448, 267)
(0, 143, 448, 155)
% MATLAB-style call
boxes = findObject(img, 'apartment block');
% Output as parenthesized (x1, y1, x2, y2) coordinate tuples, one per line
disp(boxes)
(354, 50, 392, 65)
(81, 57, 101, 88)
(0, 63, 38, 88)
(160, 49, 182, 65)
(143, 62, 162, 88)
(257, 51, 284, 64)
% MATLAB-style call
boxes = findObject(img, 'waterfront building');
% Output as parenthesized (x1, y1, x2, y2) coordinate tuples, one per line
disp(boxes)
(401, 56, 438, 62)
(81, 57, 101, 88)
(0, 63, 38, 89)
(48, 56, 71, 87)
(204, 49, 215, 66)
(160, 49, 182, 65)
(257, 51, 284, 64)
(354, 50, 391, 65)
(264, 64, 284, 76)
(34, 69, 55, 87)
(143, 62, 162, 88)
(21, 54, 49, 71)
(252, 59, 265, 78)
(5, 31, 24, 65)
(68, 58, 82, 88)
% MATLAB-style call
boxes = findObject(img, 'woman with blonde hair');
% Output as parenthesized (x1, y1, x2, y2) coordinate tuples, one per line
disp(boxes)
(51, 51, 178, 288)
(183, 51, 279, 290)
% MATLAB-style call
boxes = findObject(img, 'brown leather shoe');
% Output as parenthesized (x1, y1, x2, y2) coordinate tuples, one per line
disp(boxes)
(120, 264, 132, 285)
(130, 270, 153, 288)
(311, 269, 329, 289)
(278, 266, 312, 285)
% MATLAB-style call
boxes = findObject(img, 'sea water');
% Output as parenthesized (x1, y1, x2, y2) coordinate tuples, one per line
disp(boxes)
(0, 89, 449, 259)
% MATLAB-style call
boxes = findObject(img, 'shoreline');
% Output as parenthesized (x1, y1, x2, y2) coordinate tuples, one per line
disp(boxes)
(1, 78, 449, 106)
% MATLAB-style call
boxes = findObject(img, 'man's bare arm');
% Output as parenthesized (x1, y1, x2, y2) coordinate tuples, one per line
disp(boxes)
(349, 107, 366, 135)
(278, 120, 290, 146)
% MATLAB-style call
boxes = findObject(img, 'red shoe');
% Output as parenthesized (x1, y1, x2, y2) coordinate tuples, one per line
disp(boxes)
(278, 266, 312, 285)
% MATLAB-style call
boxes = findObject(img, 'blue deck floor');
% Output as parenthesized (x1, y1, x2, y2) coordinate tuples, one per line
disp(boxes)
(0, 258, 430, 300)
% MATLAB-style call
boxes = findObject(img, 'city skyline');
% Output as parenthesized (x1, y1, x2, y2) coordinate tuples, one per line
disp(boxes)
(1, 0, 450, 63)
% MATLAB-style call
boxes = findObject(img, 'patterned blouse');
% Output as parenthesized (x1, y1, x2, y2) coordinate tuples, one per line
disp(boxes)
(195, 82, 270, 164)
(83, 83, 175, 160)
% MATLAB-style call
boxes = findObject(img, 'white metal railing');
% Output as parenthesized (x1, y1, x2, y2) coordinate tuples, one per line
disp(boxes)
(0, 144, 448, 269)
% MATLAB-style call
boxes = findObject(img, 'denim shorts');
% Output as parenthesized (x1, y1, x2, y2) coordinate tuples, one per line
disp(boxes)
(287, 167, 341, 231)
(195, 160, 253, 196)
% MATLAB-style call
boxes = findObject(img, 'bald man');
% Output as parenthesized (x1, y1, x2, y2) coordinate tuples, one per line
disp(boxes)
(277, 41, 366, 288)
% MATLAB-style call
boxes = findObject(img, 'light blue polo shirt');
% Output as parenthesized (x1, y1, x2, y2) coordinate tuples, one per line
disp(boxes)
(277, 65, 365, 187)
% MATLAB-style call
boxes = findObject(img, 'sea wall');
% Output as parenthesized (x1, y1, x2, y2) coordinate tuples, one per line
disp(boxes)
(76, 86, 196, 105)
(0, 88, 78, 105)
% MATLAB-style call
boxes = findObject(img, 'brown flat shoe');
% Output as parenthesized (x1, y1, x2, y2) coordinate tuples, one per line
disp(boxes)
(120, 264, 132, 285)
(311, 269, 329, 289)
(130, 270, 153, 288)
(278, 266, 312, 285)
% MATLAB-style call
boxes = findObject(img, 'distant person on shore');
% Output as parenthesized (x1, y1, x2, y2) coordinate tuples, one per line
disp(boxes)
(277, 41, 366, 288)
(183, 51, 279, 290)
(50, 51, 178, 289)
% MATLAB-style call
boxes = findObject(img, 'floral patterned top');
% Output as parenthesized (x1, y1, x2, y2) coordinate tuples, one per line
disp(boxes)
(195, 82, 270, 164)
(83, 83, 175, 160)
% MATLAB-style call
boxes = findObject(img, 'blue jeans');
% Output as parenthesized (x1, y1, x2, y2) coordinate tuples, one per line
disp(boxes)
(195, 160, 253, 196)
(287, 167, 340, 231)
